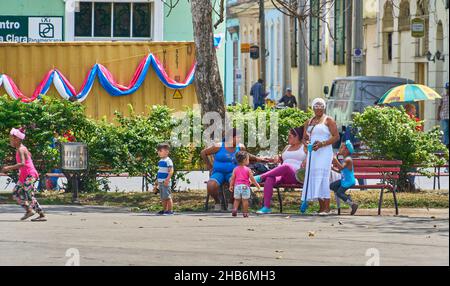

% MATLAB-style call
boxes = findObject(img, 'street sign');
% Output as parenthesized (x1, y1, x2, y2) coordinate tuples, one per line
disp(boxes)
(250, 45, 260, 59)
(353, 48, 363, 62)
(0, 16, 63, 43)
(411, 18, 425, 38)
(173, 90, 183, 99)
(241, 43, 250, 53)
(235, 69, 242, 84)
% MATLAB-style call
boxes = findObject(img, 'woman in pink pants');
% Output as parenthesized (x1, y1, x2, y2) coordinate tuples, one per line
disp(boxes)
(255, 127, 307, 214)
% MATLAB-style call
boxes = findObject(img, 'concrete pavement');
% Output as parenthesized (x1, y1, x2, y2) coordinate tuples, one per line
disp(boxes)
(0, 205, 448, 266)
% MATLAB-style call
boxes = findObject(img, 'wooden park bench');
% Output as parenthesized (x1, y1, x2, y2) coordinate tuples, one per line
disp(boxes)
(408, 160, 449, 190)
(255, 159, 402, 216)
(346, 159, 402, 215)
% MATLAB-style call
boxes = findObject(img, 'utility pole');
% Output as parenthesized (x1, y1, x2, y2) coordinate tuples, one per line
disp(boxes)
(345, 0, 353, 76)
(353, 0, 365, 76)
(259, 0, 266, 92)
(298, 0, 308, 110)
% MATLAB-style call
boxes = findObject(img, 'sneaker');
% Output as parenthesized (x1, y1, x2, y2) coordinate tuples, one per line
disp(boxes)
(156, 210, 165, 216)
(318, 211, 331, 216)
(214, 204, 222, 212)
(31, 212, 47, 222)
(350, 203, 359, 216)
(256, 207, 272, 214)
(227, 203, 234, 211)
(20, 210, 35, 221)
(243, 213, 249, 218)
(232, 209, 238, 217)
(254, 175, 262, 183)
(163, 211, 174, 216)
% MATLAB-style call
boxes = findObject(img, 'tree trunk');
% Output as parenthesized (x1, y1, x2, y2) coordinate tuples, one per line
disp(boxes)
(191, 0, 225, 118)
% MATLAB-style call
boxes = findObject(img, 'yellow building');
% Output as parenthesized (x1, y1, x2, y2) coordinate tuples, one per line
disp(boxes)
(0, 42, 198, 120)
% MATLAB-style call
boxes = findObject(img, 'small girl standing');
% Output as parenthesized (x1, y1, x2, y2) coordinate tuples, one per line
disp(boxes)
(1, 128, 46, 221)
(229, 151, 260, 218)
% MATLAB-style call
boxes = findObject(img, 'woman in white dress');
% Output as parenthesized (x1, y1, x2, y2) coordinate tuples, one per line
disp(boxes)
(302, 98, 340, 214)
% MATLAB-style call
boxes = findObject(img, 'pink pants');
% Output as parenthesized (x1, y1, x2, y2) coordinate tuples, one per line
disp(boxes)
(260, 164, 298, 208)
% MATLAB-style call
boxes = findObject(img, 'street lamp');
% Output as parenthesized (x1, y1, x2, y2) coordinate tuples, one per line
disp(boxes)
(435, 50, 446, 61)
(60, 142, 88, 203)
(426, 51, 435, 62)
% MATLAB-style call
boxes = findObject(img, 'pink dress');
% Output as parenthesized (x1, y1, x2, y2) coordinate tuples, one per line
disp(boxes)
(16, 147, 39, 184)
(234, 166, 251, 187)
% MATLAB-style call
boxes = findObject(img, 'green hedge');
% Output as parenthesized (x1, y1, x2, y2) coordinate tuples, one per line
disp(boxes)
(0, 97, 310, 192)
(353, 106, 449, 190)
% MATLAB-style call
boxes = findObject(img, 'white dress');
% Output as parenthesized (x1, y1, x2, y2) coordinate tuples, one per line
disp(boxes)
(302, 117, 333, 201)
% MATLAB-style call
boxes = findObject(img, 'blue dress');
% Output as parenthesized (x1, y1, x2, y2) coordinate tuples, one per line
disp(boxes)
(210, 141, 240, 186)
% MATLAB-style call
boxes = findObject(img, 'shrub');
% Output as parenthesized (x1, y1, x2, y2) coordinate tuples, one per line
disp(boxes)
(226, 104, 312, 155)
(353, 106, 448, 191)
(0, 95, 88, 184)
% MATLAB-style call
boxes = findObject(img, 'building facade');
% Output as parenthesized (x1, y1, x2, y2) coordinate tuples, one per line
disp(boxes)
(366, 0, 449, 129)
(0, 0, 227, 98)
(288, 0, 448, 130)
(225, 0, 291, 105)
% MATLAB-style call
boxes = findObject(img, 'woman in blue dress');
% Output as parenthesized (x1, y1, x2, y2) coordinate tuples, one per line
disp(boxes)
(201, 128, 267, 211)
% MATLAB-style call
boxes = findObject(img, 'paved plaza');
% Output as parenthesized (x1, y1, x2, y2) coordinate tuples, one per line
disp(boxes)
(0, 205, 448, 266)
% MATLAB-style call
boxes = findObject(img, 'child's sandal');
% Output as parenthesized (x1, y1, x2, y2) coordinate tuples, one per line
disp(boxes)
(31, 213, 47, 222)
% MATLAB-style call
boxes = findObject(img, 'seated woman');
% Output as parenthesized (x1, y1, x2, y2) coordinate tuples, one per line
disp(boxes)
(201, 128, 266, 211)
(255, 127, 307, 214)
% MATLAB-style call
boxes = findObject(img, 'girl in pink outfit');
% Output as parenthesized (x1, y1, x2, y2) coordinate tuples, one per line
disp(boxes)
(229, 151, 260, 218)
(1, 128, 46, 221)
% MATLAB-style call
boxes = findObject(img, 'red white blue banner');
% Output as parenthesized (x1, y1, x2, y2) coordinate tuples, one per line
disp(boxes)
(0, 54, 196, 103)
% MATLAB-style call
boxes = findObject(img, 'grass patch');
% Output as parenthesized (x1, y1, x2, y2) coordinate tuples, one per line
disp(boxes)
(0, 189, 448, 214)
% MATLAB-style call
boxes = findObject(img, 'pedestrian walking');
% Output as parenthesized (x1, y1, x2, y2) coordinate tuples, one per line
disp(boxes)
(1, 128, 46, 221)
(250, 79, 268, 110)
(438, 83, 449, 149)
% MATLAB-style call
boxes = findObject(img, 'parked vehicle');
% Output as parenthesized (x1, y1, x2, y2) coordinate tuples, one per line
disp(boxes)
(324, 76, 415, 148)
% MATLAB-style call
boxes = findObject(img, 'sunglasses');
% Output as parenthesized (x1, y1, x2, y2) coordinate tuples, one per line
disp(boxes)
(313, 104, 325, 110)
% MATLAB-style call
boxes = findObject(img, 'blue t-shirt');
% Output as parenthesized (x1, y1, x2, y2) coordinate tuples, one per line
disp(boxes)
(157, 157, 174, 183)
(341, 157, 356, 188)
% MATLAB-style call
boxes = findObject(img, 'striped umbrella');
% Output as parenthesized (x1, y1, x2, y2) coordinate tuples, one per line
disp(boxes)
(378, 84, 442, 104)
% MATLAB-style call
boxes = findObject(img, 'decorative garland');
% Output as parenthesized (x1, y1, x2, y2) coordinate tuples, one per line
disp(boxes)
(0, 53, 196, 103)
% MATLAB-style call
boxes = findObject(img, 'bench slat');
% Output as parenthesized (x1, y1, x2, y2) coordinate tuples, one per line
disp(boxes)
(355, 174, 399, 180)
(353, 160, 402, 167)
(354, 167, 401, 173)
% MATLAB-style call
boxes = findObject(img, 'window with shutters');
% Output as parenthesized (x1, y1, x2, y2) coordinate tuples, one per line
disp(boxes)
(291, 17, 298, 68)
(382, 2, 394, 63)
(309, 0, 321, 66)
(334, 0, 346, 65)
(398, 0, 411, 31)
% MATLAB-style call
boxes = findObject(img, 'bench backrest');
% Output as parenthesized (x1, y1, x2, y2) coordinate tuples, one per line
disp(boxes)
(353, 159, 402, 180)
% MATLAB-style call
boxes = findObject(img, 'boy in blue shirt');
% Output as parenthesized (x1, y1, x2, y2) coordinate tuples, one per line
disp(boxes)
(330, 140, 359, 215)
(154, 143, 174, 216)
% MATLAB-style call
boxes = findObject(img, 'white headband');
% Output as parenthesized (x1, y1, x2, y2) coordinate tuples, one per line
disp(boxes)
(311, 98, 326, 109)
(10, 128, 25, 140)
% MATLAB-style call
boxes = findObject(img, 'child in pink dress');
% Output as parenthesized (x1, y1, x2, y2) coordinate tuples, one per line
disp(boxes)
(229, 151, 260, 217)
(1, 128, 46, 221)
